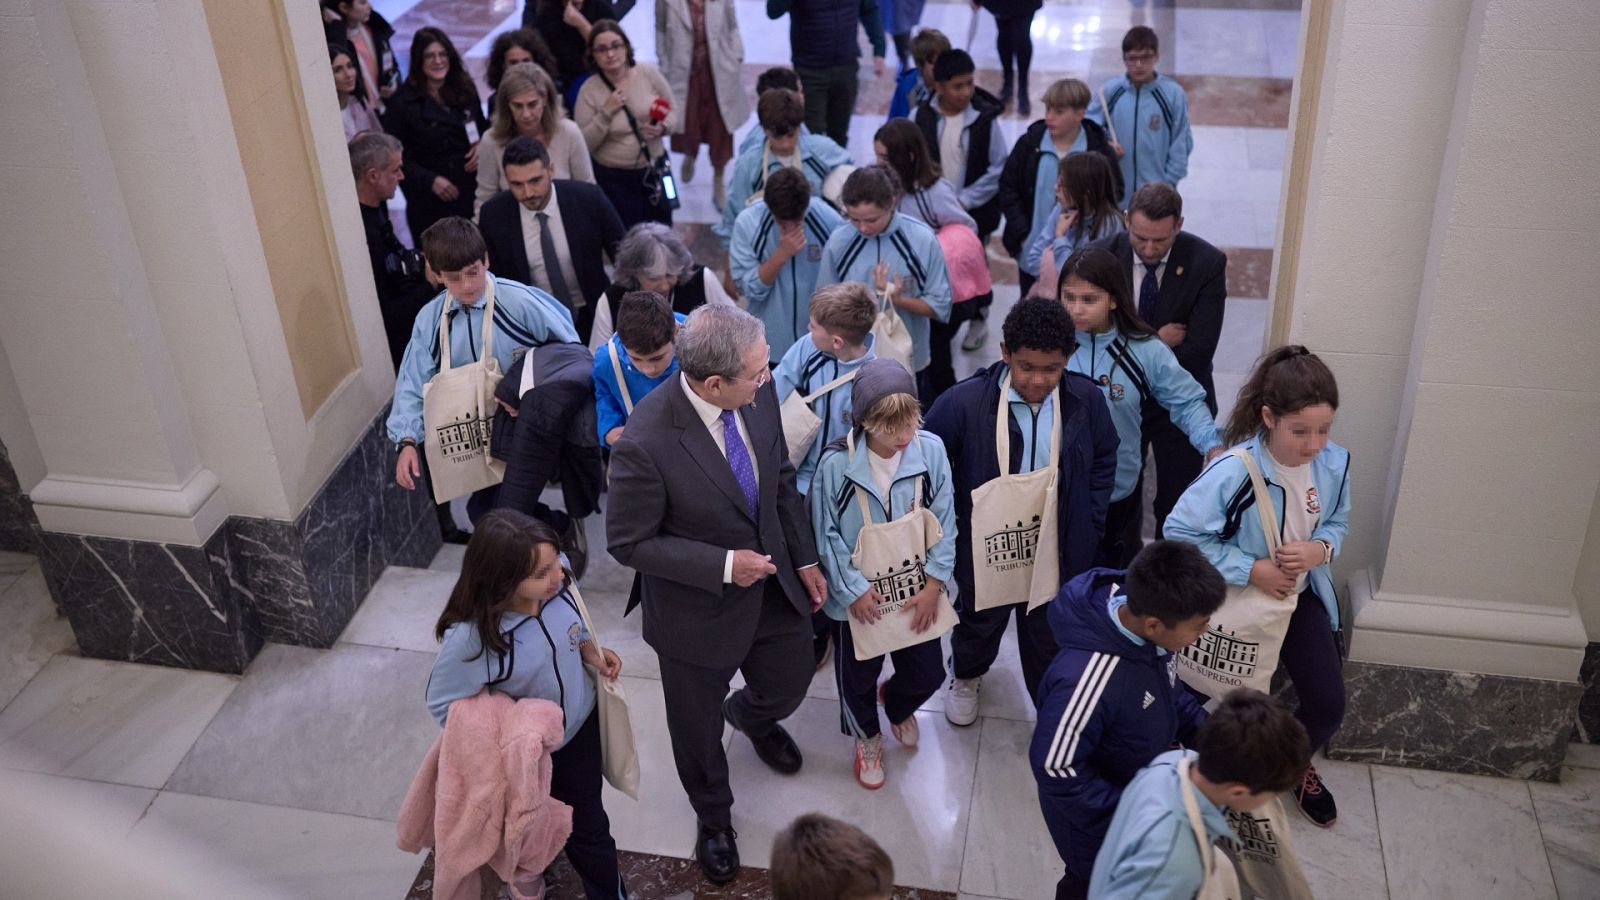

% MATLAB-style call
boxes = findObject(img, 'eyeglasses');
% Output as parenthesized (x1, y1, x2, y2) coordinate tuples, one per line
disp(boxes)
(726, 368, 772, 390)
(423, 51, 451, 62)
(1123, 52, 1156, 63)
(593, 41, 626, 54)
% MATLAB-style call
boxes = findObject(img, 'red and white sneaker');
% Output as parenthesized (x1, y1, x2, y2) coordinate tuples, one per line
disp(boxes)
(1294, 765, 1338, 828)
(854, 735, 886, 790)
(889, 713, 920, 748)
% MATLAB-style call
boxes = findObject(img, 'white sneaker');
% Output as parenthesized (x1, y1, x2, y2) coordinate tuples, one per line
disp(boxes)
(945, 676, 981, 726)
(855, 735, 886, 789)
(961, 317, 989, 351)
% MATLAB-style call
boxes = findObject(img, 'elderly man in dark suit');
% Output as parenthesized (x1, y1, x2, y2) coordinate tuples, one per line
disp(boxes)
(1090, 182, 1227, 550)
(606, 303, 828, 885)
(479, 135, 625, 344)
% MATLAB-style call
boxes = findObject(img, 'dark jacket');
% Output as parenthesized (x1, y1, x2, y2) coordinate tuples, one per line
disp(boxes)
(1086, 231, 1227, 409)
(923, 361, 1119, 598)
(598, 266, 711, 325)
(978, 0, 1043, 16)
(382, 83, 489, 234)
(526, 0, 635, 91)
(914, 88, 1005, 238)
(605, 374, 820, 669)
(491, 343, 603, 520)
(323, 11, 401, 99)
(480, 181, 626, 323)
(361, 201, 434, 370)
(1029, 568, 1209, 879)
(998, 118, 1123, 257)
(767, 0, 886, 69)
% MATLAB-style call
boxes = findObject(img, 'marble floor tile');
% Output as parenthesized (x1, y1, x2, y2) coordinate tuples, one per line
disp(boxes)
(959, 716, 1060, 899)
(1187, 125, 1255, 173)
(1372, 764, 1558, 900)
(1246, 122, 1289, 170)
(339, 565, 458, 653)
(165, 643, 440, 820)
(0, 655, 235, 788)
(1291, 757, 1389, 900)
(1174, 8, 1275, 78)
(583, 584, 660, 681)
(1565, 741, 1600, 770)
(0, 563, 77, 712)
(1262, 7, 1305, 79)
(603, 675, 723, 859)
(427, 542, 465, 573)
(0, 549, 33, 577)
(1177, 195, 1265, 251)
(0, 768, 156, 840)
(1216, 296, 1270, 370)
(1530, 767, 1600, 900)
(725, 691, 982, 891)
(122, 790, 424, 900)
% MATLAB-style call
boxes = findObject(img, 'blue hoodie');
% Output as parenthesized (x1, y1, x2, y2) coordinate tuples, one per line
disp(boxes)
(1069, 327, 1220, 501)
(1030, 568, 1208, 882)
(1089, 749, 1232, 900)
(817, 214, 952, 372)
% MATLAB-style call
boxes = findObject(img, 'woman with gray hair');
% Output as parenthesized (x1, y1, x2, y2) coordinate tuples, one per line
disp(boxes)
(588, 221, 733, 351)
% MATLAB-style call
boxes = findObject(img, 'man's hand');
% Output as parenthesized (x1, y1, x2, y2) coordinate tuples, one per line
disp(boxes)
(562, 0, 589, 30)
(1249, 558, 1296, 600)
(1157, 322, 1186, 347)
(732, 549, 778, 587)
(396, 445, 422, 490)
(850, 586, 885, 624)
(903, 581, 943, 633)
(496, 397, 519, 418)
(1274, 541, 1324, 578)
(432, 176, 459, 202)
(464, 141, 480, 173)
(605, 425, 624, 445)
(799, 565, 829, 612)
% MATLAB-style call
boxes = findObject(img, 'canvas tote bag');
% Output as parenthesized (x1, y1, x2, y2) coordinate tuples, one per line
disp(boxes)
(1219, 797, 1315, 900)
(871, 283, 916, 373)
(778, 369, 856, 467)
(969, 375, 1062, 612)
(1177, 448, 1295, 699)
(844, 434, 959, 659)
(422, 279, 506, 503)
(1178, 755, 1243, 900)
(566, 576, 640, 800)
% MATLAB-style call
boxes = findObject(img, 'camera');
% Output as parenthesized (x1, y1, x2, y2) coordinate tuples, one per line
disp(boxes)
(386, 246, 425, 280)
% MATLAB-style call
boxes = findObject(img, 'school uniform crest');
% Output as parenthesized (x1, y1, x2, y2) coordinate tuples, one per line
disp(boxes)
(1109, 383, 1125, 402)
(1305, 486, 1321, 515)
(806, 244, 822, 262)
(1148, 114, 1161, 131)
(566, 620, 583, 650)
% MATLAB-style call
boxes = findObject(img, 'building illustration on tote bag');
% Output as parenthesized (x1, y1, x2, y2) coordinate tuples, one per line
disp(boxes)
(1224, 809, 1282, 861)
(867, 553, 928, 614)
(436, 411, 492, 463)
(984, 515, 1042, 572)
(1182, 626, 1260, 679)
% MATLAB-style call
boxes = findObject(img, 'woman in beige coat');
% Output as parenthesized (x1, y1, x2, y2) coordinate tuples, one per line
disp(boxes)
(655, 0, 748, 210)
(474, 62, 594, 217)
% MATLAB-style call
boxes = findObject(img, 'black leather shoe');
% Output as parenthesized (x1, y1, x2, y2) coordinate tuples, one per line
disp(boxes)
(696, 824, 740, 884)
(723, 697, 803, 774)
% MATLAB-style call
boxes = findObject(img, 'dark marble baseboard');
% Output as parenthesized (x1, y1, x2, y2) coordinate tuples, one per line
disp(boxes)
(1578, 642, 1600, 745)
(1327, 659, 1581, 783)
(403, 848, 957, 900)
(33, 408, 442, 673)
(0, 439, 41, 555)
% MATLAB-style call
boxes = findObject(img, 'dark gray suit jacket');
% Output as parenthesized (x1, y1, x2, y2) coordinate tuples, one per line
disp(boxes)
(606, 374, 819, 668)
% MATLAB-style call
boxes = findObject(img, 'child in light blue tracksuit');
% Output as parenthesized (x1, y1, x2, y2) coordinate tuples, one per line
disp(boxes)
(1089, 690, 1313, 900)
(810, 359, 956, 790)
(728, 169, 843, 365)
(1058, 247, 1220, 566)
(774, 282, 880, 495)
(715, 88, 853, 246)
(818, 167, 953, 377)
(1164, 346, 1351, 829)
(1085, 27, 1193, 208)
(592, 292, 683, 448)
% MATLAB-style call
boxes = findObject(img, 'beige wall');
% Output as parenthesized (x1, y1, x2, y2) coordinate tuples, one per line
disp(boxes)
(1282, 0, 1600, 677)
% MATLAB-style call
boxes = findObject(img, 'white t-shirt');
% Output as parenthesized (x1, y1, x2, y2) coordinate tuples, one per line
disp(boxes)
(867, 448, 903, 513)
(1275, 461, 1321, 592)
(939, 112, 966, 189)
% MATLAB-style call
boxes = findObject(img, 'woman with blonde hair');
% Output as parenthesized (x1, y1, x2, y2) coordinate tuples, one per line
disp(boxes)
(475, 62, 594, 216)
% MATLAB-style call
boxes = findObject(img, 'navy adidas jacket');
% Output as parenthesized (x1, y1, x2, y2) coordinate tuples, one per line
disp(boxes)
(1029, 568, 1208, 880)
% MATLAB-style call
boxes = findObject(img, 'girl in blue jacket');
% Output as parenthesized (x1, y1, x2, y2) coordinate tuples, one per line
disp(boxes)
(426, 510, 628, 899)
(1057, 247, 1221, 566)
(810, 359, 957, 791)
(1164, 346, 1351, 831)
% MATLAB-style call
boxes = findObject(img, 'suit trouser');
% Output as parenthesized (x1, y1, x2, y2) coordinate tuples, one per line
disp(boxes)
(656, 579, 812, 829)
(547, 710, 627, 899)
(1130, 409, 1206, 550)
(949, 579, 1060, 704)
(831, 617, 945, 739)
(796, 64, 859, 148)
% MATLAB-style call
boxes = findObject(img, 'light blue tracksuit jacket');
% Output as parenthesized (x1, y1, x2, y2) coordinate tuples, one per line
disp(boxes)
(729, 197, 844, 363)
(1088, 749, 1232, 900)
(817, 213, 952, 372)
(1086, 74, 1194, 207)
(715, 132, 854, 245)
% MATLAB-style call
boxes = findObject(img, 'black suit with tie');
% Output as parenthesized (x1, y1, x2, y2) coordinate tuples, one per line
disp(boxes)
(479, 180, 625, 343)
(1090, 230, 1228, 544)
(606, 374, 818, 829)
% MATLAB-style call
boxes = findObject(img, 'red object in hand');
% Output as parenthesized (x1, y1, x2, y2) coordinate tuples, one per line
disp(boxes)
(648, 97, 671, 125)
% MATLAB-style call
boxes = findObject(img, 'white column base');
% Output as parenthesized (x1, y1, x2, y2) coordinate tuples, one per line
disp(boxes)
(29, 467, 227, 546)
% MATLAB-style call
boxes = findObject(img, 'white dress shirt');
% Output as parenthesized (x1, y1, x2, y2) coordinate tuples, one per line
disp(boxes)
(1132, 248, 1173, 315)
(680, 376, 760, 583)
(518, 184, 584, 309)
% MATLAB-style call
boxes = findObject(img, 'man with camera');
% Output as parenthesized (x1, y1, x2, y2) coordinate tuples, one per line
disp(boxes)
(350, 131, 435, 370)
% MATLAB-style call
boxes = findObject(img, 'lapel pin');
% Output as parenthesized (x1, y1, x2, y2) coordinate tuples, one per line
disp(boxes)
(1175, 266, 1184, 276)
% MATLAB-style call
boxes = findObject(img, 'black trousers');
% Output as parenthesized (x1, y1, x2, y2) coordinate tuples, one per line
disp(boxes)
(656, 580, 812, 829)
(548, 710, 627, 899)
(922, 296, 983, 408)
(831, 617, 945, 739)
(1143, 409, 1207, 540)
(1280, 589, 1347, 753)
(1097, 490, 1142, 569)
(994, 14, 1035, 87)
(1018, 269, 1038, 300)
(796, 63, 859, 148)
(593, 161, 672, 230)
(949, 580, 1060, 704)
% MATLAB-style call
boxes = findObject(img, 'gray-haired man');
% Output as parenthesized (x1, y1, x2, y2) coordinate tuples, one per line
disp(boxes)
(606, 304, 828, 884)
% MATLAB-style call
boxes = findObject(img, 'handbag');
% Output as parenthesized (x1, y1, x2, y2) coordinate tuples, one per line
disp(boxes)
(565, 575, 640, 800)
(421, 278, 506, 503)
(778, 369, 856, 467)
(968, 375, 1062, 611)
(1177, 756, 1243, 900)
(843, 433, 959, 659)
(1219, 798, 1316, 900)
(1177, 448, 1296, 699)
(597, 71, 679, 210)
(871, 283, 916, 373)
